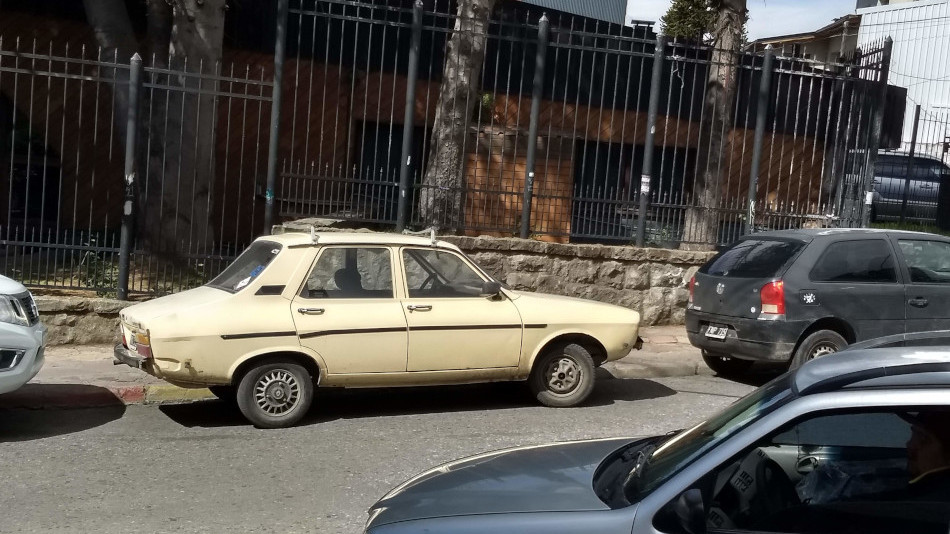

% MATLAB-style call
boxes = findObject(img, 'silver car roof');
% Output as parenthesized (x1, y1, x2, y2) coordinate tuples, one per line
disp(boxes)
(793, 347, 950, 395)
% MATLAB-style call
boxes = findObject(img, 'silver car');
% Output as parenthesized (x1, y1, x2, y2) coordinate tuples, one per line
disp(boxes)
(0, 275, 46, 394)
(366, 344, 950, 533)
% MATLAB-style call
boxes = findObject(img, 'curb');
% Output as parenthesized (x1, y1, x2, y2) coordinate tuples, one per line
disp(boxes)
(0, 383, 215, 410)
(603, 360, 715, 380)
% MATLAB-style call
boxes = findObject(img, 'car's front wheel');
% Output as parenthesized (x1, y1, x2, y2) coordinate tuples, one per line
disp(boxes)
(529, 343, 595, 407)
(790, 330, 848, 369)
(236, 360, 314, 428)
(701, 350, 754, 376)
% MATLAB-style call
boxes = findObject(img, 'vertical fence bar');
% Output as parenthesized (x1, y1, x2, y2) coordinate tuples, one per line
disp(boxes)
(396, 0, 424, 232)
(745, 47, 774, 236)
(117, 54, 143, 300)
(636, 35, 666, 248)
(519, 14, 550, 239)
(263, 0, 289, 235)
(861, 37, 893, 227)
(899, 104, 922, 223)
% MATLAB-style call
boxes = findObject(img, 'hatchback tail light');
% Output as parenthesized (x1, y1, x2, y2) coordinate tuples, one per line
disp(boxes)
(688, 276, 696, 306)
(760, 280, 785, 315)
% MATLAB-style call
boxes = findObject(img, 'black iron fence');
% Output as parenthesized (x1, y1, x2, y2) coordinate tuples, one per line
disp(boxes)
(0, 0, 896, 296)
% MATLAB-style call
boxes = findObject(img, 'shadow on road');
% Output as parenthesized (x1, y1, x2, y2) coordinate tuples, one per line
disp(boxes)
(0, 384, 126, 442)
(159, 375, 678, 429)
(718, 363, 786, 388)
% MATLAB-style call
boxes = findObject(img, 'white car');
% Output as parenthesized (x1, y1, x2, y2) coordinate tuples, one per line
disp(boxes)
(0, 275, 46, 394)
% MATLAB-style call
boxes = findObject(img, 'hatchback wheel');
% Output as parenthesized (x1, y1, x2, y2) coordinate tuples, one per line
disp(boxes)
(529, 343, 595, 407)
(790, 330, 848, 370)
(236, 361, 313, 428)
(701, 350, 754, 376)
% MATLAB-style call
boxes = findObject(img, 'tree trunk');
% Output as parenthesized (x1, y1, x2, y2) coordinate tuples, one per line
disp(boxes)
(681, 0, 746, 251)
(142, 0, 225, 257)
(83, 0, 139, 146)
(419, 0, 497, 231)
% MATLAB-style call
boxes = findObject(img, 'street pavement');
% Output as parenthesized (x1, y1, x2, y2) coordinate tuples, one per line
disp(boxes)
(0, 325, 728, 410)
(0, 374, 757, 534)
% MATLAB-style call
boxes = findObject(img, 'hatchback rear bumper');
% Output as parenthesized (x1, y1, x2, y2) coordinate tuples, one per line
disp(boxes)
(686, 310, 804, 362)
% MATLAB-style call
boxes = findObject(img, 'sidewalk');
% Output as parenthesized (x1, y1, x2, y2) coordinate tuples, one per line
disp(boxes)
(0, 326, 706, 410)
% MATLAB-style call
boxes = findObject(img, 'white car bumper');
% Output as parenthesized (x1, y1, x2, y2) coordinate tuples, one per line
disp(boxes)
(0, 320, 47, 394)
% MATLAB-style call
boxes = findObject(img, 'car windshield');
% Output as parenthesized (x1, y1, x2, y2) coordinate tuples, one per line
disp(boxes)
(207, 241, 282, 293)
(623, 374, 795, 502)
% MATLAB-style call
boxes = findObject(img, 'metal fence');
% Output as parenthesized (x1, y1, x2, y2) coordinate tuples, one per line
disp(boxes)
(278, 0, 893, 249)
(0, 0, 895, 296)
(0, 37, 273, 296)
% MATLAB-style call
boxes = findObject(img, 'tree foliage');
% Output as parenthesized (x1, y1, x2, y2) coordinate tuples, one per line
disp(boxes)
(660, 0, 713, 41)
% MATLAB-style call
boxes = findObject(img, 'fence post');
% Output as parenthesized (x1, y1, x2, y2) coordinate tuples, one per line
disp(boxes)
(263, 0, 289, 235)
(396, 0, 424, 232)
(636, 34, 666, 248)
(899, 104, 922, 223)
(861, 37, 893, 227)
(117, 53, 143, 301)
(520, 15, 550, 239)
(745, 47, 774, 236)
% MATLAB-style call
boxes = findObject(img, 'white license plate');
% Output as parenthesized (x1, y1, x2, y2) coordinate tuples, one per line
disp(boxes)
(705, 325, 728, 340)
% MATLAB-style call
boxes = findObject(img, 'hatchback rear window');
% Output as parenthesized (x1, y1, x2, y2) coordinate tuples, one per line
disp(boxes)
(700, 239, 805, 278)
(208, 241, 282, 293)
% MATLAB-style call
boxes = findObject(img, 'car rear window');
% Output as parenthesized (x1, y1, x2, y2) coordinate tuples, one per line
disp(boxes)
(208, 241, 282, 293)
(699, 239, 805, 278)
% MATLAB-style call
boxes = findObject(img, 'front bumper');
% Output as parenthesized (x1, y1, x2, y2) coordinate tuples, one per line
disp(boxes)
(0, 321, 47, 395)
(686, 309, 803, 362)
(113, 343, 148, 369)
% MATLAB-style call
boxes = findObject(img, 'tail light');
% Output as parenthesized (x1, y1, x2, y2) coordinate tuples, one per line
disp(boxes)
(760, 280, 785, 315)
(688, 275, 696, 306)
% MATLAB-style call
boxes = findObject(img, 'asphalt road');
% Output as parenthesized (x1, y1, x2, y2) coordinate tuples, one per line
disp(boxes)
(0, 373, 757, 533)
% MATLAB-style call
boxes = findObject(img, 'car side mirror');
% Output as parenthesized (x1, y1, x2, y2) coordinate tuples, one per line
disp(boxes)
(675, 488, 706, 534)
(480, 281, 502, 297)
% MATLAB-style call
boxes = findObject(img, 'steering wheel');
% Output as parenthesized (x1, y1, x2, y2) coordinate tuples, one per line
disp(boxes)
(749, 458, 800, 523)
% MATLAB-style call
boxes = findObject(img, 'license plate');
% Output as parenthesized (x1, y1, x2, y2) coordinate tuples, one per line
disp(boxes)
(705, 325, 728, 340)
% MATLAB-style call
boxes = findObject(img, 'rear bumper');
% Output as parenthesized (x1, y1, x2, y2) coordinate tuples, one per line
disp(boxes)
(686, 309, 803, 362)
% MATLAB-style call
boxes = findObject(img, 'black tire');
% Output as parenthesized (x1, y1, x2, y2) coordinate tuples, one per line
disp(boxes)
(790, 330, 848, 370)
(528, 343, 596, 408)
(208, 385, 236, 402)
(701, 350, 754, 376)
(236, 361, 314, 429)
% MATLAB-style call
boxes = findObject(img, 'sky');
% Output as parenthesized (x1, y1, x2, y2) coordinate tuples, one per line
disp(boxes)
(626, 0, 860, 40)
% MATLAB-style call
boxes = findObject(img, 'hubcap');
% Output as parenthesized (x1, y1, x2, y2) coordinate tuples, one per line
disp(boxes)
(254, 369, 301, 416)
(810, 343, 837, 360)
(544, 357, 581, 394)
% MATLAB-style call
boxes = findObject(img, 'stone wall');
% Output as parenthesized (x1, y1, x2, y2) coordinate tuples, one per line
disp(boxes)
(440, 236, 715, 326)
(33, 235, 714, 345)
(35, 296, 129, 346)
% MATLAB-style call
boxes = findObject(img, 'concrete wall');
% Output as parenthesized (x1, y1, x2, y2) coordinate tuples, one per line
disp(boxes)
(34, 235, 714, 345)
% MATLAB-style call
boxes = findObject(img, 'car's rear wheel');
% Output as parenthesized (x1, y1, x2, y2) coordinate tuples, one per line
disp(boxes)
(236, 360, 313, 428)
(529, 343, 595, 408)
(790, 330, 848, 369)
(701, 350, 754, 376)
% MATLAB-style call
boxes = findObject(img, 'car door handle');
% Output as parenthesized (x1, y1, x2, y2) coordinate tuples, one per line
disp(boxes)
(908, 297, 929, 308)
(797, 456, 820, 474)
(297, 307, 325, 315)
(407, 305, 432, 312)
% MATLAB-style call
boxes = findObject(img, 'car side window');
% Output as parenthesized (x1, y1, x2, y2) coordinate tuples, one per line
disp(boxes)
(402, 249, 485, 298)
(899, 240, 950, 284)
(656, 408, 950, 534)
(301, 247, 393, 299)
(809, 240, 897, 283)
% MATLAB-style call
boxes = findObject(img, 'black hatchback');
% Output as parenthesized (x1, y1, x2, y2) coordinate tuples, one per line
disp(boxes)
(686, 228, 950, 374)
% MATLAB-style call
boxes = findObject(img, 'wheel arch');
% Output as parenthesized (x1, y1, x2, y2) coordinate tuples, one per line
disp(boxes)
(793, 317, 856, 354)
(228, 349, 324, 386)
(530, 332, 608, 370)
